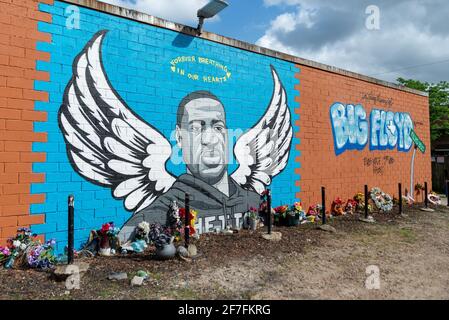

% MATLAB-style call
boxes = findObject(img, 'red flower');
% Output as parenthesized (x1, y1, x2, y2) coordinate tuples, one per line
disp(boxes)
(100, 223, 111, 234)
(179, 207, 186, 218)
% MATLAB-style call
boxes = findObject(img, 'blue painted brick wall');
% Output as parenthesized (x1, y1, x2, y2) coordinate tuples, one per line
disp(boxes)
(32, 0, 300, 253)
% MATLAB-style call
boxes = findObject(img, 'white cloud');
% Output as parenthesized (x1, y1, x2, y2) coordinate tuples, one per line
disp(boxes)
(257, 0, 449, 83)
(99, 0, 210, 24)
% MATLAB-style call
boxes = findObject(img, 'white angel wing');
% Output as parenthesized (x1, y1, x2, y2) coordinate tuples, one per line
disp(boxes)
(231, 66, 293, 194)
(59, 30, 176, 213)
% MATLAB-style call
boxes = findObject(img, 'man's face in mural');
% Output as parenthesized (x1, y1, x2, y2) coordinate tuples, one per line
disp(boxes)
(176, 95, 228, 185)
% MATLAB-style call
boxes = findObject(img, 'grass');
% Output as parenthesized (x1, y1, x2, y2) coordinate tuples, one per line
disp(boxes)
(398, 227, 417, 243)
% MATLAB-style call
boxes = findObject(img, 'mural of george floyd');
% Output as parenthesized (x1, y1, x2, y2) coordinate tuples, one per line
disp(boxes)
(0, 0, 430, 252)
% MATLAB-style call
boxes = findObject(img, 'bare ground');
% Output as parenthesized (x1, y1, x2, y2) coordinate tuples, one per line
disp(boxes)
(1, 204, 449, 300)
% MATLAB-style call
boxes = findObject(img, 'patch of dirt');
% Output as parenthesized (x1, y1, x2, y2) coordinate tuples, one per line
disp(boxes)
(1, 204, 449, 300)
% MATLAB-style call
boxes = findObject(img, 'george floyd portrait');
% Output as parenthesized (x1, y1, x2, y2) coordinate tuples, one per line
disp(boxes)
(58, 30, 294, 243)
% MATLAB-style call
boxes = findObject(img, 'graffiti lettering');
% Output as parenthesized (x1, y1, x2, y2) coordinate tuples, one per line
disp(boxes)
(330, 103, 414, 155)
(364, 156, 395, 175)
(362, 92, 393, 107)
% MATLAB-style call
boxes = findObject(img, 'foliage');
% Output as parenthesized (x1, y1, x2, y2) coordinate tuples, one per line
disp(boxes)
(397, 78, 449, 142)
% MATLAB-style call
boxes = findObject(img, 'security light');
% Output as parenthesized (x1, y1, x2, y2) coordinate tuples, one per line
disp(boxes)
(196, 0, 228, 35)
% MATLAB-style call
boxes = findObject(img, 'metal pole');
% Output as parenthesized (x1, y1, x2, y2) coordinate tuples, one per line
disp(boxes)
(68, 195, 74, 265)
(398, 183, 402, 215)
(447, 181, 449, 207)
(184, 193, 190, 248)
(267, 189, 272, 235)
(321, 187, 326, 225)
(364, 185, 369, 219)
(424, 182, 428, 208)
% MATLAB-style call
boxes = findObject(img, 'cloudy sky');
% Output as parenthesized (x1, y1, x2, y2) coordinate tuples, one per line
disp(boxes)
(101, 0, 449, 83)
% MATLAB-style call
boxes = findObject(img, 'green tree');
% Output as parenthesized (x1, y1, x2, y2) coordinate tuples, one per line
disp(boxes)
(397, 78, 449, 142)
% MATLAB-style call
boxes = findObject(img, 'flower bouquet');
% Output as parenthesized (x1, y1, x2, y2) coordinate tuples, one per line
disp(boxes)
(274, 205, 289, 226)
(331, 198, 345, 216)
(1, 228, 58, 270)
(370, 187, 393, 212)
(353, 192, 373, 213)
(0, 246, 11, 266)
(88, 222, 120, 256)
(27, 239, 57, 269)
(286, 202, 305, 226)
(179, 208, 198, 237)
(345, 199, 358, 214)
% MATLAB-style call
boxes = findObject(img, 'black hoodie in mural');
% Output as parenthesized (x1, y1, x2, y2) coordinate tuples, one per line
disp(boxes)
(118, 174, 261, 242)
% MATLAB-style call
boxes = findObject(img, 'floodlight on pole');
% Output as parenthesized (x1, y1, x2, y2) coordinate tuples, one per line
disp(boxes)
(196, 0, 228, 35)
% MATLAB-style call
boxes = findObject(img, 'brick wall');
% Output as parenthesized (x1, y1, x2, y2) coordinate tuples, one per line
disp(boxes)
(296, 65, 431, 208)
(0, 0, 431, 251)
(0, 0, 53, 245)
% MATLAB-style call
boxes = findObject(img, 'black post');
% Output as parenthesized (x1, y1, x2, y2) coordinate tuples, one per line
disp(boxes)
(398, 183, 403, 215)
(267, 189, 272, 235)
(321, 187, 326, 225)
(447, 181, 449, 207)
(364, 185, 368, 219)
(68, 195, 74, 265)
(184, 193, 190, 248)
(424, 182, 428, 208)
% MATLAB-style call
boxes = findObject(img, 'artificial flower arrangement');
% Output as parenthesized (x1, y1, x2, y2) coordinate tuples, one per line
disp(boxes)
(345, 199, 358, 214)
(331, 198, 345, 216)
(353, 192, 373, 213)
(167, 201, 182, 241)
(273, 205, 289, 226)
(414, 183, 424, 195)
(428, 191, 442, 206)
(370, 187, 393, 212)
(87, 222, 120, 256)
(288, 202, 307, 225)
(179, 207, 197, 236)
(0, 228, 58, 270)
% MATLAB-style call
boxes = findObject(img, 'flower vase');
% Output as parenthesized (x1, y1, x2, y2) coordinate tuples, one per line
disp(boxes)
(156, 243, 176, 260)
(99, 235, 111, 256)
(249, 218, 257, 231)
(288, 213, 300, 226)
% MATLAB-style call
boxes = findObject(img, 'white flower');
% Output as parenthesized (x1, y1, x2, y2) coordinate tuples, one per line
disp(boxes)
(20, 243, 27, 250)
(13, 240, 21, 248)
(137, 221, 150, 234)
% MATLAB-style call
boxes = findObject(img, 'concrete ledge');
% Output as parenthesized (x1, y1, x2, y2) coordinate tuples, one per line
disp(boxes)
(62, 0, 428, 97)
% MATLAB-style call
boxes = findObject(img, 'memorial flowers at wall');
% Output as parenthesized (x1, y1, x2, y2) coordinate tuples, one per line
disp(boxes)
(0, 228, 58, 270)
(370, 187, 393, 212)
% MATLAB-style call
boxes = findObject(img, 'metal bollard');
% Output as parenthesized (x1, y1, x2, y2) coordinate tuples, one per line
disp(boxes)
(447, 181, 449, 207)
(321, 187, 326, 225)
(364, 185, 369, 219)
(184, 193, 190, 248)
(267, 189, 272, 235)
(68, 195, 74, 265)
(424, 182, 428, 208)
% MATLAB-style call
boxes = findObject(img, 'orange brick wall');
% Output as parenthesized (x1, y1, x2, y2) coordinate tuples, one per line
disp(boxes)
(0, 0, 52, 245)
(296, 65, 431, 208)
